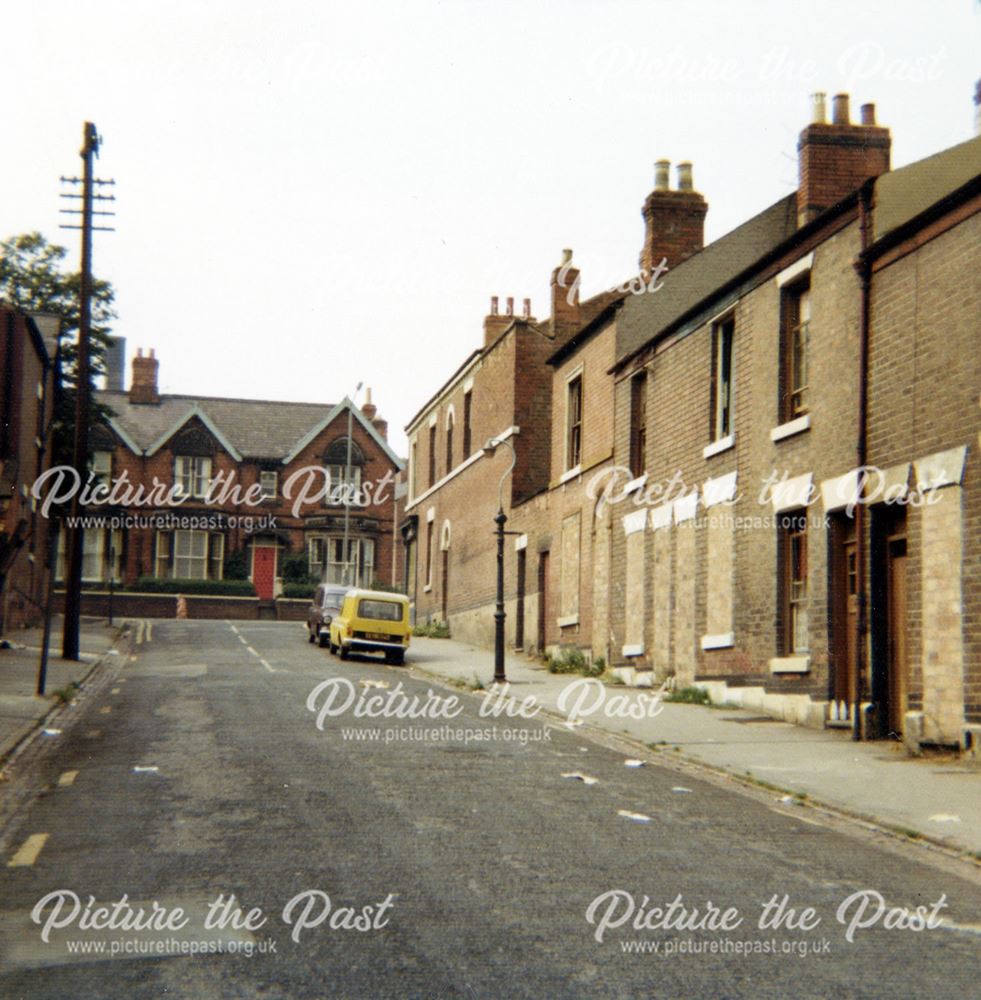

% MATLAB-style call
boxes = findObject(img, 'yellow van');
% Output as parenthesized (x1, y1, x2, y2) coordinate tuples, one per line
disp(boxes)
(329, 589, 411, 665)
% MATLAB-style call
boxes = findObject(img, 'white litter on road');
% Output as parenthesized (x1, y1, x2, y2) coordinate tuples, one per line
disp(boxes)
(561, 772, 599, 785)
(133, 766, 159, 773)
(617, 809, 652, 823)
(672, 786, 692, 794)
(624, 759, 645, 768)
(42, 729, 61, 736)
(564, 718, 584, 728)
(360, 680, 390, 689)
(928, 814, 961, 823)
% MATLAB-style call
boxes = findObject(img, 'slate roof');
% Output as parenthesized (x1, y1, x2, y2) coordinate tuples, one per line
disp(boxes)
(872, 134, 981, 240)
(96, 390, 340, 460)
(615, 194, 798, 367)
(614, 135, 981, 370)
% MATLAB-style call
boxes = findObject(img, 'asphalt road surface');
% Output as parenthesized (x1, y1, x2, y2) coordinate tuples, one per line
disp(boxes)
(1, 620, 978, 999)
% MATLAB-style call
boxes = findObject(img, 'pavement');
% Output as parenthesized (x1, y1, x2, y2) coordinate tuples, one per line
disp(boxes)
(0, 616, 126, 764)
(407, 635, 981, 858)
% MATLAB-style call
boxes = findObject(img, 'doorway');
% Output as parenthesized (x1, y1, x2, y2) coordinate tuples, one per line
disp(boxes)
(872, 506, 908, 738)
(830, 514, 858, 717)
(515, 549, 526, 649)
(252, 544, 277, 601)
(537, 551, 549, 653)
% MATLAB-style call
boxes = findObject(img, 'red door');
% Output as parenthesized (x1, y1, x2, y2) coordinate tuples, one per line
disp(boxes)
(252, 545, 277, 600)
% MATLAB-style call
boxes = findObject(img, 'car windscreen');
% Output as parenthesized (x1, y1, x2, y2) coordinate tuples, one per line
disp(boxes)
(358, 599, 403, 622)
(323, 591, 346, 609)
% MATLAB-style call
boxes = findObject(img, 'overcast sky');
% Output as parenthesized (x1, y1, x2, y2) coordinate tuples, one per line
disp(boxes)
(4, 1, 979, 456)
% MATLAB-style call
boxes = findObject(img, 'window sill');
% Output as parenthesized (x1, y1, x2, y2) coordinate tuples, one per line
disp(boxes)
(557, 614, 579, 628)
(769, 655, 810, 674)
(701, 632, 734, 650)
(703, 434, 735, 460)
(770, 414, 810, 443)
(559, 465, 582, 485)
(622, 643, 644, 657)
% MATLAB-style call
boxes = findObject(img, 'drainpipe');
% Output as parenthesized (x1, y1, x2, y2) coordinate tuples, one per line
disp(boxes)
(853, 178, 874, 740)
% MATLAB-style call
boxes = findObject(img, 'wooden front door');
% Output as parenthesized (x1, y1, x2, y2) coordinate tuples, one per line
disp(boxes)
(885, 530, 908, 736)
(252, 545, 277, 600)
(537, 551, 549, 653)
(832, 517, 858, 710)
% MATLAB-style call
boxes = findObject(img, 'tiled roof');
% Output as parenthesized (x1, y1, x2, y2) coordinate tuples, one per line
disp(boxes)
(873, 134, 981, 241)
(615, 194, 798, 367)
(96, 390, 339, 459)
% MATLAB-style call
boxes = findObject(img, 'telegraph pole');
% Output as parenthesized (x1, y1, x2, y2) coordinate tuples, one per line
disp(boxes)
(59, 123, 114, 659)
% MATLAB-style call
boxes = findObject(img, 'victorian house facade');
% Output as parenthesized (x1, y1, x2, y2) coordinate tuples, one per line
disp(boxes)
(402, 91, 980, 750)
(69, 349, 404, 599)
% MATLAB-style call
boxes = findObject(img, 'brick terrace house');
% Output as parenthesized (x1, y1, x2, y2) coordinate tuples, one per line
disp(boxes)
(68, 350, 405, 599)
(401, 276, 622, 647)
(608, 94, 979, 748)
(403, 90, 979, 749)
(0, 306, 56, 631)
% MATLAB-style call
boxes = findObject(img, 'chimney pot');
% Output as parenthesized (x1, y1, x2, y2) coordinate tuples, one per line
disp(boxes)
(676, 162, 694, 192)
(860, 103, 876, 125)
(810, 92, 827, 124)
(506, 296, 514, 316)
(561, 248, 573, 266)
(832, 93, 850, 125)
(654, 160, 670, 191)
(522, 298, 531, 319)
(490, 296, 498, 315)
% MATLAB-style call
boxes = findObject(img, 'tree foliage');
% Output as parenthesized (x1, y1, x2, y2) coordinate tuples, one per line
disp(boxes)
(0, 232, 117, 461)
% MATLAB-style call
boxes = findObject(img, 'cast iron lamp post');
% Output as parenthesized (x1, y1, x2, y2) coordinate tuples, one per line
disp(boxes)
(481, 429, 519, 685)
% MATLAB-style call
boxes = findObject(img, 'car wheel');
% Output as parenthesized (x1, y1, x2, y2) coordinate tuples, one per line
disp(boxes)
(318, 633, 329, 648)
(307, 627, 315, 643)
(339, 645, 349, 660)
(394, 651, 405, 666)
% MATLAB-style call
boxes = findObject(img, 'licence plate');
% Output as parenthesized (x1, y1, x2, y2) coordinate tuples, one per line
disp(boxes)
(366, 632, 389, 641)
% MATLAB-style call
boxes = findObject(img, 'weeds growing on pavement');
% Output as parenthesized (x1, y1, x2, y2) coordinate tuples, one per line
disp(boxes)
(546, 647, 603, 678)
(664, 685, 711, 706)
(412, 621, 452, 639)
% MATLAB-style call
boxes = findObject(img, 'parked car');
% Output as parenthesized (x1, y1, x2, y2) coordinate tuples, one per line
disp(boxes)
(329, 589, 411, 665)
(307, 584, 349, 647)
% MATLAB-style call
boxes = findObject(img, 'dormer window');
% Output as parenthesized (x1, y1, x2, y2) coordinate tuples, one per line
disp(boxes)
(259, 470, 278, 499)
(323, 437, 365, 507)
(175, 455, 212, 498)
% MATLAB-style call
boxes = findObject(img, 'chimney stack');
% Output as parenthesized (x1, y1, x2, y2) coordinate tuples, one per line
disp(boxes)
(550, 248, 581, 340)
(361, 387, 377, 421)
(639, 160, 708, 275)
(522, 298, 531, 319)
(796, 91, 891, 227)
(484, 295, 513, 347)
(104, 335, 125, 391)
(129, 348, 160, 405)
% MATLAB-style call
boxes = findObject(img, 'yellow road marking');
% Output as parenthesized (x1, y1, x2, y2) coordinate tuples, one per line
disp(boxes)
(58, 770, 79, 786)
(146, 622, 153, 642)
(99, 706, 112, 715)
(111, 688, 121, 695)
(8, 833, 49, 867)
